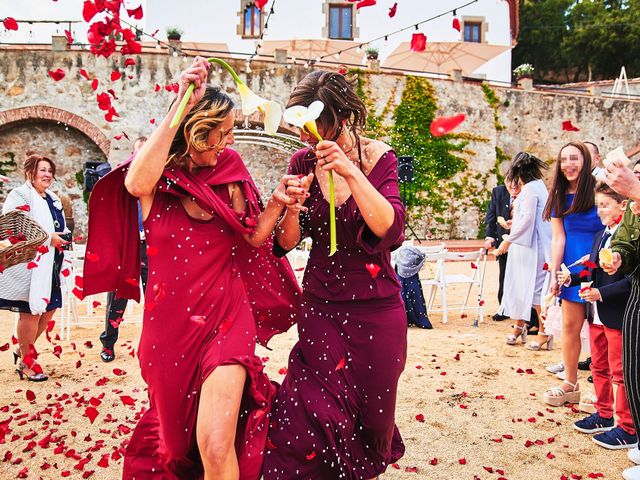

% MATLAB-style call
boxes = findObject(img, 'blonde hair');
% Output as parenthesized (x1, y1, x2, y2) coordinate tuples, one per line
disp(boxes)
(167, 86, 234, 168)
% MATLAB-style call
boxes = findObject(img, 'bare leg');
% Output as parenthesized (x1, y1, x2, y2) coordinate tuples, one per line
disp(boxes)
(561, 300, 585, 389)
(35, 310, 55, 342)
(196, 364, 246, 480)
(16, 312, 45, 377)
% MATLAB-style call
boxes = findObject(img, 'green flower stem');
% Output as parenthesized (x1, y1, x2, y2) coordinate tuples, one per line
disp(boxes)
(169, 57, 243, 129)
(309, 129, 337, 256)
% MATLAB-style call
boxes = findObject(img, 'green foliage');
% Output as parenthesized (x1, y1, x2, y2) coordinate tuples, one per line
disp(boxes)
(514, 0, 640, 82)
(481, 83, 505, 130)
(390, 76, 468, 233)
(75, 170, 90, 204)
(0, 152, 17, 195)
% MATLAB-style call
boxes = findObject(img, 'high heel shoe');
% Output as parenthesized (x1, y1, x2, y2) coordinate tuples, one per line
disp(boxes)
(526, 333, 554, 351)
(506, 324, 527, 345)
(543, 380, 580, 406)
(12, 348, 20, 365)
(16, 359, 48, 382)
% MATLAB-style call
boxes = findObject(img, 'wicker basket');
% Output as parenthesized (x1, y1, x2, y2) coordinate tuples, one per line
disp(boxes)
(0, 210, 49, 270)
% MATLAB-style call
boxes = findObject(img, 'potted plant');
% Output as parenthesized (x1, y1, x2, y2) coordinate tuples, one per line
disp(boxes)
(365, 46, 379, 60)
(166, 26, 183, 41)
(513, 63, 534, 80)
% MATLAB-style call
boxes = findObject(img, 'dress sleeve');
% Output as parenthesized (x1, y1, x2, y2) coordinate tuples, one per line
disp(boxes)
(2, 189, 26, 214)
(507, 187, 536, 247)
(355, 151, 406, 254)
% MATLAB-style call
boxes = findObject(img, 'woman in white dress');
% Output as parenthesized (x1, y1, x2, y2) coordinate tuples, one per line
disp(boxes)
(495, 153, 552, 346)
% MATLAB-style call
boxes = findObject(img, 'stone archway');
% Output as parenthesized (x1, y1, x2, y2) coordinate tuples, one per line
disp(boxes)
(0, 105, 110, 158)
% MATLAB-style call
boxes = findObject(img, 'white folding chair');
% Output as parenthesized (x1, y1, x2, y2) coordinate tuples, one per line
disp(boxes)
(426, 249, 486, 324)
(416, 243, 446, 254)
(418, 251, 448, 320)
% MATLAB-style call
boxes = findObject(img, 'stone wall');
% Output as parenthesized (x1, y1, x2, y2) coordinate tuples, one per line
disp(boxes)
(1, 49, 639, 239)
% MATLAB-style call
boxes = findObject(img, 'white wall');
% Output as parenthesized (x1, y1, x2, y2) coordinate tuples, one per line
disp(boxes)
(0, 0, 513, 81)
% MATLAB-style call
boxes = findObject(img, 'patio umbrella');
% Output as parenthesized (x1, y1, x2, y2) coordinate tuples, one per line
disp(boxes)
(382, 41, 510, 76)
(257, 39, 365, 65)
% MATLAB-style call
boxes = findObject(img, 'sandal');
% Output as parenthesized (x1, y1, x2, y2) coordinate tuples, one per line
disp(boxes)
(579, 393, 597, 414)
(543, 380, 580, 406)
(506, 324, 527, 345)
(526, 333, 554, 351)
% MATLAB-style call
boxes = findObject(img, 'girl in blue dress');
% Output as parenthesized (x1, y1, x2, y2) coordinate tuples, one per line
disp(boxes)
(543, 141, 603, 406)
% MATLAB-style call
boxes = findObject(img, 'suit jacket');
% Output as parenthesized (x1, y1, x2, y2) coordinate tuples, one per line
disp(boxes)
(485, 185, 511, 247)
(569, 228, 631, 330)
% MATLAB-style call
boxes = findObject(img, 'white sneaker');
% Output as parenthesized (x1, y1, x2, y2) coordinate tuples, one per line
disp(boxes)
(556, 370, 566, 380)
(547, 362, 564, 374)
(623, 465, 640, 480)
(629, 447, 640, 465)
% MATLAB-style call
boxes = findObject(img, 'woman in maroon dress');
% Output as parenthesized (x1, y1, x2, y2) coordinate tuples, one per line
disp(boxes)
(83, 58, 300, 479)
(263, 71, 407, 479)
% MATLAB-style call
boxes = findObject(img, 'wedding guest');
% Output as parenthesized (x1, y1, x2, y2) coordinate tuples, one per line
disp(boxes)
(585, 141, 603, 168)
(99, 136, 148, 362)
(564, 183, 635, 449)
(494, 153, 551, 346)
(483, 178, 521, 320)
(543, 141, 604, 406)
(600, 158, 640, 479)
(83, 57, 300, 479)
(0, 155, 70, 381)
(263, 70, 407, 479)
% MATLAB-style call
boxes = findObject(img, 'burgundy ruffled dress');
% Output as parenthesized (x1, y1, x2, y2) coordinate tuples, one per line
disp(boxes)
(263, 148, 407, 480)
(83, 149, 300, 479)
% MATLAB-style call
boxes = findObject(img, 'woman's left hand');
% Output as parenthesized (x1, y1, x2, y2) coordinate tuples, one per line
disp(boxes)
(315, 140, 358, 179)
(579, 287, 602, 302)
(271, 174, 303, 210)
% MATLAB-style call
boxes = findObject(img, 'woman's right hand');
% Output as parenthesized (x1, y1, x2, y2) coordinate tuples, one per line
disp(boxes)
(549, 277, 560, 296)
(177, 56, 210, 109)
(50, 232, 69, 250)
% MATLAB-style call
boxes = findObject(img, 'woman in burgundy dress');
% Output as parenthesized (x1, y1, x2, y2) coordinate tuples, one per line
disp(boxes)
(83, 58, 300, 479)
(263, 71, 407, 479)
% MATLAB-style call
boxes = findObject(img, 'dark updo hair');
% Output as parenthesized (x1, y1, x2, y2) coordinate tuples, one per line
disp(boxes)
(167, 86, 234, 168)
(506, 152, 547, 185)
(23, 154, 56, 181)
(287, 70, 367, 146)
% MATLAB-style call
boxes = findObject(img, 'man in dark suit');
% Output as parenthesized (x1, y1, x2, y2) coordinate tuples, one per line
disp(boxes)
(563, 183, 636, 450)
(484, 180, 520, 320)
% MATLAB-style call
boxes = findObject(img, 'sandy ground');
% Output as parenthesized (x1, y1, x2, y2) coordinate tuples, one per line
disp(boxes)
(0, 260, 632, 480)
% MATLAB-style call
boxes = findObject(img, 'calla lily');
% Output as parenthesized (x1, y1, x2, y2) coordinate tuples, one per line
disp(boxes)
(170, 57, 282, 135)
(283, 101, 337, 256)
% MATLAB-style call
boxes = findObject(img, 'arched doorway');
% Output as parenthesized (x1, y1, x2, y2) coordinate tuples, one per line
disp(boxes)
(0, 106, 110, 240)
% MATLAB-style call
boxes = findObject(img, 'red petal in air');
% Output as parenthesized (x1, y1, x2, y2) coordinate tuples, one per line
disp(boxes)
(150, 118, 156, 124)
(48, 68, 66, 81)
(64, 29, 73, 44)
(82, 1, 99, 22)
(3, 17, 18, 31)
(471, 262, 478, 269)
(110, 71, 122, 81)
(15, 204, 30, 212)
(430, 114, 466, 137)
(305, 451, 316, 460)
(126, 5, 143, 19)
(92, 301, 101, 308)
(53, 345, 62, 358)
(562, 120, 580, 131)
(584, 260, 597, 269)
(91, 78, 99, 91)
(46, 320, 55, 332)
(365, 263, 381, 278)
(335, 357, 346, 371)
(124, 58, 136, 67)
(356, 0, 376, 8)
(388, 2, 397, 17)
(452, 17, 461, 32)
(410, 33, 427, 52)
(542, 262, 549, 271)
(79, 68, 90, 80)
(27, 262, 38, 270)
(155, 83, 161, 92)
(579, 269, 590, 278)
(190, 315, 206, 326)
(146, 246, 159, 256)
(278, 367, 288, 375)
(255, 0, 268, 9)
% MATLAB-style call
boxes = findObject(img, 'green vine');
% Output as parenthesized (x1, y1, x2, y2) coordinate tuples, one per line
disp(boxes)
(76, 170, 89, 204)
(481, 82, 505, 131)
(0, 152, 17, 195)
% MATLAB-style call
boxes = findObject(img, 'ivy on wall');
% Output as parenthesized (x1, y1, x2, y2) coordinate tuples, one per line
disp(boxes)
(0, 152, 18, 195)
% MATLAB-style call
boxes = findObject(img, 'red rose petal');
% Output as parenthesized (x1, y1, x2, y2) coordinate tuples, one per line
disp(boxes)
(126, 5, 143, 19)
(25, 390, 35, 402)
(3, 17, 19, 31)
(410, 33, 427, 52)
(388, 2, 397, 17)
(415, 413, 425, 422)
(562, 120, 580, 131)
(335, 357, 346, 371)
(85, 252, 99, 262)
(365, 263, 381, 278)
(120, 395, 135, 406)
(305, 451, 316, 461)
(452, 17, 461, 32)
(110, 71, 122, 81)
(430, 114, 466, 137)
(124, 58, 136, 67)
(84, 407, 99, 424)
(190, 315, 206, 326)
(48, 68, 65, 81)
(64, 29, 73, 44)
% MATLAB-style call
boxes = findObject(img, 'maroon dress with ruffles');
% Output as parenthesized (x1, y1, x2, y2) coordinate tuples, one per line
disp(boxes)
(83, 149, 300, 480)
(263, 148, 407, 480)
